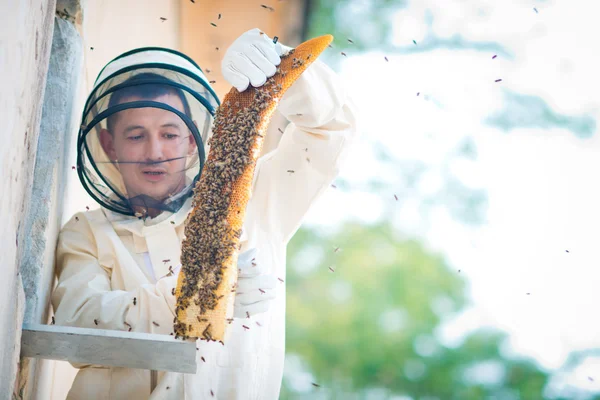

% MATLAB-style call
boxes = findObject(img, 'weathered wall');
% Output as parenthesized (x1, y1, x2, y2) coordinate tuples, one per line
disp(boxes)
(0, 0, 56, 398)
(16, 9, 84, 400)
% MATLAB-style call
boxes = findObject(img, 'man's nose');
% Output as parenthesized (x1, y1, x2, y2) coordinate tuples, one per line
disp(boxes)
(146, 135, 164, 161)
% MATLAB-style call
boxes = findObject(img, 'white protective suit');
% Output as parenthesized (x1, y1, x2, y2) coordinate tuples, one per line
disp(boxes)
(52, 46, 358, 399)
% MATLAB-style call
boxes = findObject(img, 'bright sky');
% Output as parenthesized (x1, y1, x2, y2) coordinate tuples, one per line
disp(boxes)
(302, 0, 600, 395)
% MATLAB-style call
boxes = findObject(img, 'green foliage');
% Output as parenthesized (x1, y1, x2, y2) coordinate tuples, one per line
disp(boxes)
(281, 221, 550, 399)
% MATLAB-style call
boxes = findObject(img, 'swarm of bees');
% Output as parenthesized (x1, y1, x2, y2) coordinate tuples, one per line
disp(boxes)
(174, 35, 333, 341)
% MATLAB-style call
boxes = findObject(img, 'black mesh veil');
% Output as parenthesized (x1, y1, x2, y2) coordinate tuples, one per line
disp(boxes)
(77, 48, 220, 217)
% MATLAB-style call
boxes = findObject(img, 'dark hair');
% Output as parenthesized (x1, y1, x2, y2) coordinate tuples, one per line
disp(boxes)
(106, 72, 193, 133)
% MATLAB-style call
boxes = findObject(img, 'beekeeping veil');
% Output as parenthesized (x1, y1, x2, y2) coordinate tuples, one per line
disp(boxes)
(77, 47, 220, 217)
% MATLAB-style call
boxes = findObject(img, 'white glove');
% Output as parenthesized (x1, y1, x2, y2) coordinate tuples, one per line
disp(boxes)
(233, 248, 277, 318)
(221, 28, 293, 92)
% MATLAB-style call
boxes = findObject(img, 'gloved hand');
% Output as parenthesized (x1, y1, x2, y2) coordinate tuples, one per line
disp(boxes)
(233, 247, 277, 318)
(222, 28, 293, 92)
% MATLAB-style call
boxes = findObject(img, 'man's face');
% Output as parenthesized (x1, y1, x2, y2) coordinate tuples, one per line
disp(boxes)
(99, 93, 196, 203)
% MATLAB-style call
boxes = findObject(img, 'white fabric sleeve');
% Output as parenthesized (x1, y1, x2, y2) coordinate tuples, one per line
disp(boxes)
(51, 214, 178, 335)
(249, 60, 359, 242)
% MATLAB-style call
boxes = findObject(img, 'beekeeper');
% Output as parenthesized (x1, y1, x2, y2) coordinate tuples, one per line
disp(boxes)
(52, 28, 358, 399)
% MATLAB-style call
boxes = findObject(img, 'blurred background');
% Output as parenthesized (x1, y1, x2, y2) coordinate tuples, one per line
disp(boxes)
(54, 0, 600, 398)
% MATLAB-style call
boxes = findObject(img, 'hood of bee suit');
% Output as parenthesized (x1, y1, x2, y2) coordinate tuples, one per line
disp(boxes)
(77, 47, 220, 217)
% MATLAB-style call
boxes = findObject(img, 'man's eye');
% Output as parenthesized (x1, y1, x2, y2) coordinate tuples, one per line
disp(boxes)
(128, 135, 143, 141)
(164, 133, 179, 139)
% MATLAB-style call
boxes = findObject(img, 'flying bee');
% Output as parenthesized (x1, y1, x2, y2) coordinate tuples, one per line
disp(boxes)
(133, 297, 137, 306)
(242, 325, 250, 330)
(153, 321, 160, 327)
(160, 17, 167, 22)
(94, 319, 98, 326)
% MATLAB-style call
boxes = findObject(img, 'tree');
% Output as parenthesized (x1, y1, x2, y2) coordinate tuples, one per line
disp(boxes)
(281, 221, 551, 399)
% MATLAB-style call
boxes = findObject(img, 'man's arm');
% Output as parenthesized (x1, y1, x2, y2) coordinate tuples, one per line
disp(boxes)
(248, 60, 359, 243)
(51, 214, 178, 334)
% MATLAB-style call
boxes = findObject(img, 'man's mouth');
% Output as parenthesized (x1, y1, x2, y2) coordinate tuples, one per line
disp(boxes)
(142, 169, 167, 181)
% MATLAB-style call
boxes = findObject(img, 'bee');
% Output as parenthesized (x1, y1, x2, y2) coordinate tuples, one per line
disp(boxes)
(246, 311, 250, 318)
(133, 297, 137, 306)
(171, 288, 175, 296)
(287, 170, 295, 174)
(162, 259, 171, 263)
(210, 22, 217, 27)
(201, 356, 206, 362)
(75, 216, 79, 222)
(329, 267, 335, 272)
(71, 166, 76, 170)
(333, 246, 341, 253)
(51, 316, 55, 325)
(215, 47, 219, 51)
(94, 319, 98, 326)
(124, 322, 132, 331)
(242, 325, 250, 330)
(218, 13, 222, 19)
(209, 80, 216, 84)
(417, 92, 420, 96)
(153, 321, 160, 327)
(495, 79, 502, 83)
(160, 17, 167, 22)
(312, 383, 321, 388)
(277, 277, 284, 283)
(306, 157, 311, 163)
(384, 56, 389, 62)
(347, 39, 354, 44)
(206, 69, 211, 73)
(341, 52, 347, 57)
(170, 221, 175, 225)
(166, 387, 170, 390)
(227, 318, 234, 324)
(256, 321, 262, 327)
(394, 194, 398, 201)
(219, 340, 224, 346)
(258, 289, 265, 294)
(85, 206, 90, 211)
(211, 390, 214, 397)
(90, 47, 94, 51)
